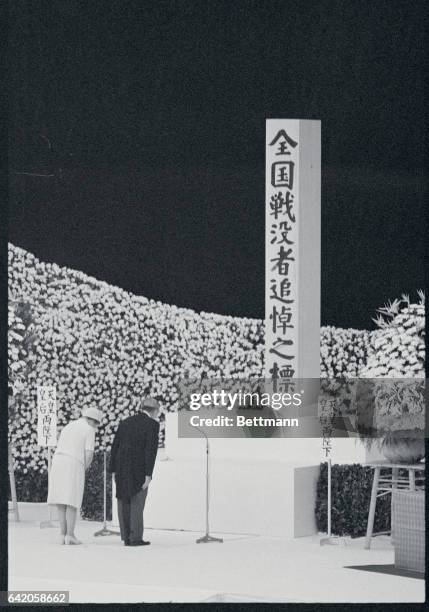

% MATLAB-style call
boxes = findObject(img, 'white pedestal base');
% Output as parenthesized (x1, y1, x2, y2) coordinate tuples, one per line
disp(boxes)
(112, 458, 319, 538)
(111, 413, 369, 538)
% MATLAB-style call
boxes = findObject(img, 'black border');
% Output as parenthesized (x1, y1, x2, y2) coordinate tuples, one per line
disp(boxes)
(3, 1, 428, 610)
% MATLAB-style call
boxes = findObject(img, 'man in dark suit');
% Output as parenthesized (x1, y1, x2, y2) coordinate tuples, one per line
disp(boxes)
(109, 397, 160, 546)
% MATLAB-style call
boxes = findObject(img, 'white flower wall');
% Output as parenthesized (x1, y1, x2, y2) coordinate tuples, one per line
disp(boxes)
(8, 302, 28, 388)
(8, 244, 264, 471)
(320, 326, 370, 378)
(10, 244, 422, 475)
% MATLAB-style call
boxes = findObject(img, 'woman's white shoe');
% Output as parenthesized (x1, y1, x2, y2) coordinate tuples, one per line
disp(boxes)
(65, 535, 82, 545)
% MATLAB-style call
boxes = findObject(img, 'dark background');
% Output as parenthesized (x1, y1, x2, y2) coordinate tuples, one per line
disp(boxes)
(8, 0, 426, 329)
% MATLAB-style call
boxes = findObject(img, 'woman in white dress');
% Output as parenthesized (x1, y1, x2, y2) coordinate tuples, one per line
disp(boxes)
(47, 407, 103, 544)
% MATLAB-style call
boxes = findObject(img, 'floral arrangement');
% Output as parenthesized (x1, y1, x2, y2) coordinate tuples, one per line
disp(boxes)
(356, 293, 425, 451)
(361, 292, 425, 378)
(372, 379, 425, 433)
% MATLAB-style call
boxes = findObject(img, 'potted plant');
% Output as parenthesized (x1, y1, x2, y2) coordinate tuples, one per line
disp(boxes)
(372, 379, 424, 463)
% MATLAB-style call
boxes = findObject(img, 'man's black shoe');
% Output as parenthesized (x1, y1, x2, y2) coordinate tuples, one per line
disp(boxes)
(128, 540, 151, 546)
(124, 540, 130, 546)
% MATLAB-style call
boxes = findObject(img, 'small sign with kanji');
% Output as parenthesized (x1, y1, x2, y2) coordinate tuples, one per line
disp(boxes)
(37, 386, 57, 447)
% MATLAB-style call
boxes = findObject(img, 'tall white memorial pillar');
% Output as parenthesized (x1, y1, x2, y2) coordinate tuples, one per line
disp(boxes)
(265, 119, 321, 384)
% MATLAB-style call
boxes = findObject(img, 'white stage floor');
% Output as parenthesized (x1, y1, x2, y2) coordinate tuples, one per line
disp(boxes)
(9, 520, 424, 603)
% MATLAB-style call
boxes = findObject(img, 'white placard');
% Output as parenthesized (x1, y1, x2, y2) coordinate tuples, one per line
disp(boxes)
(37, 386, 58, 447)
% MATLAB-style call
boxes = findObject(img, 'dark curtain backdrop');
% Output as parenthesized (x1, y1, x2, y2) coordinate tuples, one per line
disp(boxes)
(8, 0, 426, 328)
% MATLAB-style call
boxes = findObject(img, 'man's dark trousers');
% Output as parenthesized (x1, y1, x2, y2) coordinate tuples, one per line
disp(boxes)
(117, 488, 148, 543)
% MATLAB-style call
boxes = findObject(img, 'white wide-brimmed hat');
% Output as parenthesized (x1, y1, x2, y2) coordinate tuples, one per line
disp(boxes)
(81, 407, 103, 424)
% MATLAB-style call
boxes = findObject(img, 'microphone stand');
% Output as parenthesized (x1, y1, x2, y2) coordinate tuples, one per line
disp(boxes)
(94, 438, 120, 537)
(194, 426, 223, 544)
(320, 456, 340, 545)
(40, 446, 56, 528)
